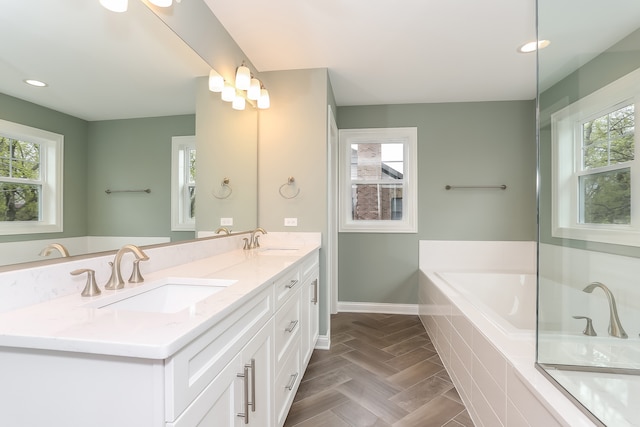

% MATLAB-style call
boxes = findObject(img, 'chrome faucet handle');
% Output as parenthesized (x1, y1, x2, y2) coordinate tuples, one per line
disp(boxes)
(243, 238, 250, 250)
(128, 259, 145, 283)
(254, 235, 261, 248)
(572, 316, 597, 336)
(71, 269, 102, 297)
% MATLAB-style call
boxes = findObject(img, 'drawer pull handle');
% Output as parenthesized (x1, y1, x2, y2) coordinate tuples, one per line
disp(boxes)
(236, 364, 250, 424)
(285, 372, 299, 391)
(311, 279, 318, 304)
(285, 320, 299, 333)
(286, 279, 298, 289)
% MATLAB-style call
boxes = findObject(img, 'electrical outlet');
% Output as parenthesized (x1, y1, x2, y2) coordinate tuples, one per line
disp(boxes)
(284, 218, 298, 227)
(220, 218, 233, 226)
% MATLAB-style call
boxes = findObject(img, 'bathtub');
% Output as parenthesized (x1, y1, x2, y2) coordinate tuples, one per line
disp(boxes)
(435, 272, 536, 336)
(419, 269, 597, 427)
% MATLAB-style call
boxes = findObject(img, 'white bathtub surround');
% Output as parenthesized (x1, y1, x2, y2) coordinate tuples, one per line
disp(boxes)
(419, 240, 598, 427)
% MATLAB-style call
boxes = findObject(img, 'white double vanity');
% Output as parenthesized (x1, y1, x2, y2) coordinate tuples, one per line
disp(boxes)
(0, 232, 320, 426)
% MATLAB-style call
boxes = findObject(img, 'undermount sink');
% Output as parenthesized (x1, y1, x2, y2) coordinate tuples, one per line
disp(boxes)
(86, 277, 236, 314)
(258, 248, 300, 256)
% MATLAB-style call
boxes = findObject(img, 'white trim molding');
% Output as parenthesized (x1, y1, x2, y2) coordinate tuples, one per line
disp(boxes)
(337, 301, 419, 315)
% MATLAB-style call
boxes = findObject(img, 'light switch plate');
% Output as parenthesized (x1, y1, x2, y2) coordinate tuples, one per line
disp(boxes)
(284, 218, 298, 227)
(220, 218, 233, 226)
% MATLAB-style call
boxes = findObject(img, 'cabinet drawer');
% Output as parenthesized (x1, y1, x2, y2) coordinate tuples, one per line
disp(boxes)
(274, 267, 301, 309)
(165, 286, 273, 422)
(274, 288, 301, 372)
(274, 341, 301, 427)
(300, 251, 319, 283)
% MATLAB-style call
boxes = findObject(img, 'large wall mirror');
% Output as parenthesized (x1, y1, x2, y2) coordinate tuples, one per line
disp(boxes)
(0, 0, 257, 268)
(537, 1, 640, 425)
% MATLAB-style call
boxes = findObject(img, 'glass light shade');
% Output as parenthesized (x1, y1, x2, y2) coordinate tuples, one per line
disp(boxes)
(208, 70, 224, 92)
(258, 88, 270, 109)
(247, 78, 261, 100)
(221, 85, 235, 102)
(99, 0, 128, 12)
(149, 0, 172, 6)
(232, 96, 246, 111)
(235, 65, 251, 91)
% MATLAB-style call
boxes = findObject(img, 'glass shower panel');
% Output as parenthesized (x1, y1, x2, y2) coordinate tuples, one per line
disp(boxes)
(536, 1, 640, 425)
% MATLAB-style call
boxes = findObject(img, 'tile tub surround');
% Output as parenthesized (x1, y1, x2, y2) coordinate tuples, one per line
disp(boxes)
(0, 232, 320, 359)
(418, 240, 596, 427)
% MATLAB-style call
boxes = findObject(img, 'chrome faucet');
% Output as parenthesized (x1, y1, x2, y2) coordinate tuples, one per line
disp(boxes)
(248, 227, 267, 249)
(582, 282, 628, 339)
(104, 244, 149, 290)
(215, 227, 231, 235)
(39, 243, 70, 258)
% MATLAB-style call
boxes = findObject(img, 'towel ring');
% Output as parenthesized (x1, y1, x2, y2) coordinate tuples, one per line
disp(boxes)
(213, 177, 233, 199)
(278, 176, 301, 199)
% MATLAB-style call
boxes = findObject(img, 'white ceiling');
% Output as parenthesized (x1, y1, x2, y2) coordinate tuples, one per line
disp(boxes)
(2, 0, 640, 121)
(205, 0, 539, 105)
(0, 0, 210, 121)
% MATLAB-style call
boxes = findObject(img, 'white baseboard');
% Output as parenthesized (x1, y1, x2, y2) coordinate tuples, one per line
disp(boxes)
(314, 335, 330, 350)
(337, 301, 419, 315)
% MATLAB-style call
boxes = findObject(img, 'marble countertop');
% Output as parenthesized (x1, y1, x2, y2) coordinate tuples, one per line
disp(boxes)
(0, 243, 319, 360)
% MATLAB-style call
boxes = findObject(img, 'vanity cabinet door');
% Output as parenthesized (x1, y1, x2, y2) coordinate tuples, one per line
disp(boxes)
(240, 319, 274, 427)
(168, 320, 274, 427)
(168, 353, 244, 427)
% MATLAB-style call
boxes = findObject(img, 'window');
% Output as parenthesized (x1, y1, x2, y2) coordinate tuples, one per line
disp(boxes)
(0, 119, 63, 235)
(551, 68, 640, 246)
(171, 136, 196, 231)
(339, 127, 417, 233)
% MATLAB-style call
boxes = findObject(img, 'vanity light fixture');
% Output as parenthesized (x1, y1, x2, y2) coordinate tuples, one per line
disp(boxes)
(235, 63, 251, 91)
(99, 0, 128, 12)
(232, 95, 246, 111)
(208, 62, 270, 110)
(258, 86, 270, 109)
(247, 78, 261, 100)
(221, 84, 236, 102)
(24, 79, 48, 87)
(208, 70, 224, 92)
(518, 39, 550, 53)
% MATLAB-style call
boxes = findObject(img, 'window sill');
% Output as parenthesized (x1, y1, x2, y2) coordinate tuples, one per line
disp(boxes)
(552, 225, 640, 247)
(0, 222, 63, 236)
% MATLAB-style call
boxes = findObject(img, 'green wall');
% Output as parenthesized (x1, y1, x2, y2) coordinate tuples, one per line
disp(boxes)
(337, 101, 537, 304)
(539, 28, 640, 258)
(0, 93, 88, 243)
(87, 115, 195, 241)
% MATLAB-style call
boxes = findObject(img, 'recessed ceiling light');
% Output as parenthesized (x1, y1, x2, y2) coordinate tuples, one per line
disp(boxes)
(24, 79, 48, 87)
(518, 40, 551, 53)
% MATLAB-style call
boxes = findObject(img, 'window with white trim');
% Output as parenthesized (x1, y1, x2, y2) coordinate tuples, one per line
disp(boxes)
(551, 68, 640, 246)
(171, 136, 196, 231)
(0, 119, 63, 235)
(339, 127, 417, 233)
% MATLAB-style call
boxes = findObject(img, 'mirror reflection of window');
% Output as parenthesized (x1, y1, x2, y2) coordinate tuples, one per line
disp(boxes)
(0, 119, 63, 235)
(171, 136, 196, 231)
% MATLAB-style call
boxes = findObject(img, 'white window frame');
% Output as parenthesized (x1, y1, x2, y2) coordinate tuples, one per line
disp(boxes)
(171, 136, 196, 231)
(551, 68, 640, 246)
(0, 119, 63, 235)
(339, 127, 417, 233)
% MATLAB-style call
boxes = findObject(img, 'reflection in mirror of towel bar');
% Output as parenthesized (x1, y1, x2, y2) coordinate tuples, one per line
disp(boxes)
(445, 185, 507, 190)
(105, 188, 151, 194)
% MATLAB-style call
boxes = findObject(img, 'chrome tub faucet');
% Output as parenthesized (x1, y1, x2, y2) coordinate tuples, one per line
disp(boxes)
(582, 281, 628, 339)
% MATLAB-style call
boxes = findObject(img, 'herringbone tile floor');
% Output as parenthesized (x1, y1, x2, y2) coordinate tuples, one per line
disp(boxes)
(284, 313, 474, 427)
